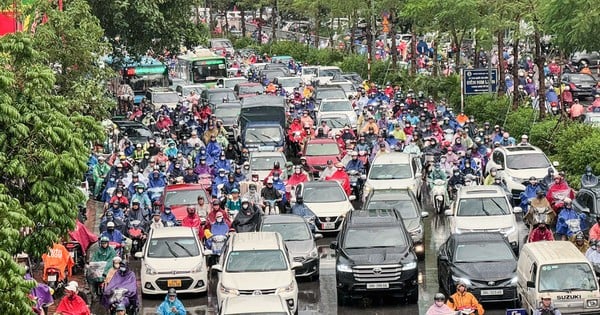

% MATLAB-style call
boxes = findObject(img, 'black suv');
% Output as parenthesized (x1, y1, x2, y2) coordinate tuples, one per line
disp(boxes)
(330, 209, 418, 305)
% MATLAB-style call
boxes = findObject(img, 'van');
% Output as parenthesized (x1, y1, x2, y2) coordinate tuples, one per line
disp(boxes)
(517, 241, 600, 314)
(363, 152, 423, 201)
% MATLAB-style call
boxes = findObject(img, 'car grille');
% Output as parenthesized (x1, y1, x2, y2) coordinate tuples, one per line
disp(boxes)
(155, 277, 194, 290)
(157, 270, 191, 275)
(352, 264, 402, 282)
(317, 216, 339, 223)
(239, 288, 277, 295)
(470, 278, 513, 287)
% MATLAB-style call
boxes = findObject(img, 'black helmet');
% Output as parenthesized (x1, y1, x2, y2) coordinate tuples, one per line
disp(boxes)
(296, 196, 304, 204)
(168, 288, 177, 296)
(118, 263, 128, 275)
(273, 161, 280, 169)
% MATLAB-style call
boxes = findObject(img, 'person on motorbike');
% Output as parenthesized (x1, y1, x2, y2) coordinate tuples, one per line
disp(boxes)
(149, 211, 165, 229)
(428, 163, 447, 187)
(55, 282, 90, 315)
(546, 174, 575, 212)
(101, 263, 138, 312)
(127, 201, 148, 231)
(556, 198, 586, 240)
(520, 177, 543, 213)
(226, 188, 242, 215)
(493, 176, 511, 196)
(232, 165, 246, 182)
(483, 167, 499, 185)
(232, 198, 261, 232)
(528, 222, 554, 242)
(204, 211, 231, 249)
(92, 156, 111, 197)
(581, 165, 599, 188)
(242, 183, 263, 207)
(103, 256, 122, 286)
(426, 292, 454, 315)
(541, 167, 555, 193)
(325, 163, 352, 196)
(223, 174, 241, 195)
(130, 183, 151, 213)
(590, 216, 600, 241)
(156, 289, 186, 315)
(524, 189, 555, 227)
(572, 232, 590, 254)
(287, 165, 309, 187)
(207, 199, 232, 226)
(346, 151, 365, 173)
(212, 168, 228, 197)
(447, 281, 485, 315)
(533, 294, 562, 315)
(182, 206, 202, 231)
(87, 236, 116, 300)
(148, 169, 167, 189)
(42, 241, 74, 285)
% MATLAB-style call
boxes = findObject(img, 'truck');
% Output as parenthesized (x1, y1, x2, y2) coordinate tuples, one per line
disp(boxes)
(235, 95, 286, 152)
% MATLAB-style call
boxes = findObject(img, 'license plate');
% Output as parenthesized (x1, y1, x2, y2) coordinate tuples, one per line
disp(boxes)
(167, 279, 182, 287)
(259, 145, 275, 151)
(366, 283, 389, 289)
(47, 275, 57, 282)
(481, 289, 503, 296)
(69, 252, 74, 258)
(321, 222, 336, 230)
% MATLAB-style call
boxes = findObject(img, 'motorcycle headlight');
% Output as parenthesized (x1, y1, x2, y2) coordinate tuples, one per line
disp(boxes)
(219, 283, 239, 296)
(451, 275, 472, 287)
(191, 262, 203, 273)
(308, 248, 318, 258)
(144, 263, 157, 275)
(401, 262, 417, 270)
(275, 281, 296, 294)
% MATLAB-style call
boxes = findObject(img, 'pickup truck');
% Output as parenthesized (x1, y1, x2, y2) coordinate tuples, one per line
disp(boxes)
(235, 95, 286, 152)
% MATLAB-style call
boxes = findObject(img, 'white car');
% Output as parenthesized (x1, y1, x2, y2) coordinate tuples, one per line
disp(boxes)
(274, 76, 304, 95)
(294, 181, 355, 233)
(316, 66, 342, 85)
(213, 232, 301, 314)
(317, 113, 352, 136)
(445, 186, 522, 251)
(325, 80, 357, 99)
(248, 151, 287, 181)
(301, 66, 319, 85)
(136, 227, 208, 295)
(220, 295, 292, 315)
(363, 152, 423, 200)
(317, 98, 357, 129)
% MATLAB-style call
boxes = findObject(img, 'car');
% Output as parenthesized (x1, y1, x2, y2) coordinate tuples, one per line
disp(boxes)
(573, 186, 600, 234)
(273, 76, 303, 95)
(216, 77, 249, 90)
(234, 82, 264, 99)
(300, 138, 344, 178)
(219, 295, 292, 315)
(259, 215, 323, 280)
(316, 98, 357, 129)
(209, 38, 235, 56)
(313, 86, 347, 103)
(363, 188, 429, 259)
(174, 84, 206, 100)
(248, 151, 287, 181)
(214, 102, 242, 140)
(363, 152, 423, 200)
(264, 63, 291, 76)
(561, 73, 598, 99)
(584, 112, 600, 127)
(294, 181, 355, 233)
(437, 232, 518, 305)
(324, 80, 357, 99)
(110, 119, 153, 146)
(300, 66, 319, 84)
(160, 184, 210, 223)
(200, 88, 237, 108)
(330, 209, 419, 305)
(136, 227, 208, 295)
(339, 72, 363, 88)
(570, 51, 600, 68)
(281, 21, 311, 33)
(213, 232, 300, 314)
(260, 69, 289, 82)
(145, 87, 179, 109)
(485, 145, 556, 202)
(445, 186, 522, 251)
(316, 114, 352, 136)
(315, 66, 343, 85)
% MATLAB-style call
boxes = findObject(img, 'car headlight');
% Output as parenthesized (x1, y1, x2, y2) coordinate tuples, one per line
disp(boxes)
(401, 262, 417, 270)
(191, 262, 203, 273)
(336, 262, 352, 273)
(275, 281, 296, 294)
(410, 226, 423, 237)
(586, 298, 599, 308)
(219, 283, 239, 295)
(144, 263, 157, 275)
(308, 248, 318, 258)
(510, 276, 518, 285)
(451, 275, 472, 286)
(500, 226, 516, 235)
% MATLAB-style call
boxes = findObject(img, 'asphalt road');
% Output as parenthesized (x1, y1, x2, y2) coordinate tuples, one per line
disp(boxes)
(85, 199, 528, 315)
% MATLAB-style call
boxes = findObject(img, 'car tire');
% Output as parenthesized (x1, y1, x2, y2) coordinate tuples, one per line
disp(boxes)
(310, 271, 320, 282)
(336, 289, 348, 306)
(406, 290, 418, 304)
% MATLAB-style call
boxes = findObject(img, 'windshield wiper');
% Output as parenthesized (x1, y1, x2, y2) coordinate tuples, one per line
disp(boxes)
(247, 133, 269, 146)
(164, 241, 179, 258)
(481, 207, 491, 216)
(490, 198, 508, 214)
(260, 133, 279, 143)
(173, 242, 193, 256)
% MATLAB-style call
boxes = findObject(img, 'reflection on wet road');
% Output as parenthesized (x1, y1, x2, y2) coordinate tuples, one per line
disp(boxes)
(94, 209, 527, 315)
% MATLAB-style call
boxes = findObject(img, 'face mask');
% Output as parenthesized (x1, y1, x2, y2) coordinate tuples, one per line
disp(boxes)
(295, 169, 301, 174)
(201, 160, 206, 164)
(108, 227, 114, 232)
(116, 193, 122, 197)
(242, 204, 249, 210)
(165, 209, 171, 214)
(273, 176, 279, 181)
(137, 189, 144, 193)
(540, 226, 546, 231)
(216, 217, 223, 223)
(220, 156, 225, 160)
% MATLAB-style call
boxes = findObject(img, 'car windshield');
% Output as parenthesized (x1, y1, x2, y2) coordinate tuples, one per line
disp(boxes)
(238, 85, 263, 95)
(263, 71, 286, 80)
(305, 142, 340, 156)
(121, 126, 153, 139)
(214, 106, 241, 118)
(539, 263, 598, 292)
(343, 227, 406, 249)
(457, 197, 511, 216)
(147, 237, 200, 258)
(366, 199, 418, 219)
(320, 68, 342, 77)
(250, 156, 285, 170)
(261, 223, 311, 241)
(226, 250, 288, 272)
(245, 127, 282, 143)
(278, 77, 302, 87)
(164, 190, 207, 207)
(208, 91, 236, 103)
(303, 185, 346, 203)
(570, 75, 596, 84)
(303, 67, 318, 75)
(320, 116, 350, 128)
(152, 93, 179, 103)
(368, 164, 412, 179)
(212, 40, 232, 48)
(506, 153, 551, 169)
(321, 101, 352, 112)
(454, 242, 514, 263)
(223, 78, 247, 88)
(316, 89, 346, 100)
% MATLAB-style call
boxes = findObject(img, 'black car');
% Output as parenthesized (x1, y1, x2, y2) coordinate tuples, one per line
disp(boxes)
(331, 209, 418, 305)
(200, 88, 236, 109)
(111, 119, 153, 146)
(573, 186, 600, 234)
(363, 188, 429, 260)
(437, 232, 518, 305)
(561, 73, 598, 99)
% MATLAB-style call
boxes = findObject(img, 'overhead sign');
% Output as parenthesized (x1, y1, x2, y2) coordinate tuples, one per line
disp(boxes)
(463, 68, 498, 95)
(506, 309, 527, 315)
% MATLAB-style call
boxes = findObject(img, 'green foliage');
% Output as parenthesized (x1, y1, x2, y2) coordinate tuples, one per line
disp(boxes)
(528, 118, 558, 154)
(230, 37, 257, 50)
(503, 106, 537, 140)
(542, 0, 600, 55)
(460, 94, 510, 126)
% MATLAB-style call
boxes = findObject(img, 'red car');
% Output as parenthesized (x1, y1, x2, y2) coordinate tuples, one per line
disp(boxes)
(160, 184, 210, 222)
(301, 138, 343, 177)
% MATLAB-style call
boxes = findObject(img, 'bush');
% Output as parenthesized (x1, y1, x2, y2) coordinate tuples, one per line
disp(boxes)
(460, 94, 510, 126)
(529, 118, 559, 154)
(504, 106, 537, 140)
(230, 37, 256, 50)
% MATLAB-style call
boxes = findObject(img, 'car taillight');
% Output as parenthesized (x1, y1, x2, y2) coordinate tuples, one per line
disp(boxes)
(126, 68, 135, 76)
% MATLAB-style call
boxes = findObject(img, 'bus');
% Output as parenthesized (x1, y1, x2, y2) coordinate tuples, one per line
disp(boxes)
(176, 49, 227, 88)
(105, 56, 169, 104)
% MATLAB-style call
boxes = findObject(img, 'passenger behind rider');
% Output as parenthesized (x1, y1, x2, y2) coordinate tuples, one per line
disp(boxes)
(555, 198, 586, 241)
(447, 281, 485, 315)
(572, 232, 590, 254)
(528, 222, 554, 243)
(581, 165, 599, 188)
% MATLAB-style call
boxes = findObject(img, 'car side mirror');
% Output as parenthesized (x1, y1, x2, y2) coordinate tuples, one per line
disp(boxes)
(415, 172, 422, 178)
(134, 252, 143, 259)
(211, 264, 223, 272)
(421, 211, 429, 218)
(314, 233, 323, 240)
(513, 207, 523, 214)
(329, 241, 338, 249)
(439, 254, 448, 261)
(526, 280, 535, 288)
(583, 207, 591, 213)
(348, 195, 356, 201)
(444, 209, 453, 216)
(552, 161, 560, 167)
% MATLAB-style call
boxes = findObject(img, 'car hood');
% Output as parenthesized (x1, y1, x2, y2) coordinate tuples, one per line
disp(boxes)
(504, 168, 550, 181)
(343, 246, 409, 265)
(453, 215, 514, 230)
(145, 255, 201, 272)
(167, 204, 195, 221)
(285, 240, 315, 256)
(452, 261, 516, 282)
(366, 178, 415, 190)
(220, 116, 237, 127)
(306, 201, 351, 216)
(222, 270, 293, 289)
(304, 155, 339, 168)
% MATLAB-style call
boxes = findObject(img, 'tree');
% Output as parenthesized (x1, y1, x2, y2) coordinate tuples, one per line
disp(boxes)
(87, 0, 209, 57)
(541, 0, 600, 55)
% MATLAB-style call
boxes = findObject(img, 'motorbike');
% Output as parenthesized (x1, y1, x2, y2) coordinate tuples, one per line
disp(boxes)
(85, 261, 107, 300)
(206, 234, 228, 266)
(64, 241, 85, 274)
(107, 288, 136, 315)
(449, 183, 462, 201)
(456, 307, 477, 314)
(109, 241, 125, 259)
(44, 266, 67, 296)
(548, 189, 571, 213)
(347, 170, 366, 200)
(430, 179, 448, 214)
(264, 199, 281, 215)
(128, 220, 145, 259)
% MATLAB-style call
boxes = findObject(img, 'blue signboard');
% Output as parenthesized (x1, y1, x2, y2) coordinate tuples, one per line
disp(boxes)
(463, 68, 498, 95)
(506, 309, 527, 315)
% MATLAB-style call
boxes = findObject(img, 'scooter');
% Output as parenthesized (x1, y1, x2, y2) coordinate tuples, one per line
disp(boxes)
(85, 261, 107, 301)
(347, 170, 366, 200)
(264, 199, 281, 215)
(44, 266, 67, 296)
(64, 241, 85, 274)
(206, 234, 228, 266)
(128, 220, 145, 259)
(430, 179, 448, 214)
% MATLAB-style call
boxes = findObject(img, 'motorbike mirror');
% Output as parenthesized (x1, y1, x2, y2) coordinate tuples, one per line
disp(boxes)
(211, 264, 223, 272)
(329, 241, 338, 249)
(348, 195, 356, 201)
(552, 161, 560, 167)
(421, 211, 429, 218)
(291, 262, 303, 270)
(134, 252, 143, 259)
(438, 254, 448, 261)
(583, 207, 591, 213)
(512, 207, 523, 214)
(444, 209, 453, 216)
(360, 174, 367, 180)
(313, 233, 323, 240)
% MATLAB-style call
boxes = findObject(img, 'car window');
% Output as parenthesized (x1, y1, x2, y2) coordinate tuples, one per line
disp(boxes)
(506, 153, 550, 170)
(303, 185, 346, 203)
(122, 126, 152, 138)
(261, 223, 311, 241)
(577, 192, 594, 211)
(321, 101, 352, 112)
(152, 93, 179, 103)
(316, 89, 346, 100)
(539, 263, 597, 292)
(365, 199, 418, 219)
(147, 237, 200, 258)
(457, 197, 511, 216)
(454, 242, 514, 262)
(368, 163, 412, 180)
(304, 142, 340, 156)
(250, 156, 285, 170)
(238, 85, 263, 95)
(214, 106, 241, 118)
(320, 116, 350, 128)
(164, 190, 207, 207)
(226, 250, 288, 272)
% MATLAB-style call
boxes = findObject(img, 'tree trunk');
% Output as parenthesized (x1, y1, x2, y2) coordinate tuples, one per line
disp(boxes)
(431, 36, 438, 76)
(534, 27, 546, 119)
(451, 31, 460, 68)
(271, 0, 277, 43)
(512, 36, 520, 110)
(207, 0, 213, 34)
(224, 10, 230, 36)
(389, 11, 398, 71)
(349, 11, 356, 54)
(258, 7, 263, 44)
(497, 30, 505, 97)
(410, 28, 417, 75)
(241, 10, 246, 37)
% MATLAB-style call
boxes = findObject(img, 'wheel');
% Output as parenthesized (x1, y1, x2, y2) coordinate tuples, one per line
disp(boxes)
(336, 289, 348, 306)
(406, 289, 418, 304)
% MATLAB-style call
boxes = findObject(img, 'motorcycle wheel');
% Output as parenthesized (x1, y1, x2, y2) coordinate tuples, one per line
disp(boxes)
(435, 199, 444, 214)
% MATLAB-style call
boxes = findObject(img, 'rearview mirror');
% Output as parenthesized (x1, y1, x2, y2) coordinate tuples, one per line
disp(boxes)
(348, 195, 356, 201)
(526, 280, 535, 288)
(313, 233, 323, 240)
(444, 209, 453, 216)
(291, 262, 303, 270)
(421, 211, 429, 218)
(582, 207, 591, 213)
(513, 207, 523, 214)
(329, 241, 338, 249)
(134, 252, 143, 259)
(211, 264, 223, 272)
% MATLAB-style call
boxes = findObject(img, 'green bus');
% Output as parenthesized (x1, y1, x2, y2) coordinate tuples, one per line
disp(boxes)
(176, 49, 227, 88)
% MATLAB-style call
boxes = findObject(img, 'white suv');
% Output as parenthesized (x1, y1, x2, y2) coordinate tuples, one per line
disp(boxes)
(136, 227, 208, 295)
(445, 186, 522, 251)
(485, 145, 556, 201)
(213, 232, 301, 314)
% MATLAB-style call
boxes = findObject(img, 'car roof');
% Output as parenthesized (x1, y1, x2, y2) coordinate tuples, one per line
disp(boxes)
(230, 232, 283, 251)
(205, 88, 234, 93)
(150, 226, 196, 238)
(369, 188, 413, 200)
(236, 82, 262, 87)
(457, 185, 506, 198)
(450, 232, 508, 243)
(371, 152, 412, 164)
(165, 183, 209, 192)
(301, 181, 341, 189)
(321, 98, 350, 102)
(306, 138, 338, 144)
(347, 209, 403, 226)
(261, 214, 306, 224)
(494, 145, 544, 155)
(522, 241, 587, 263)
